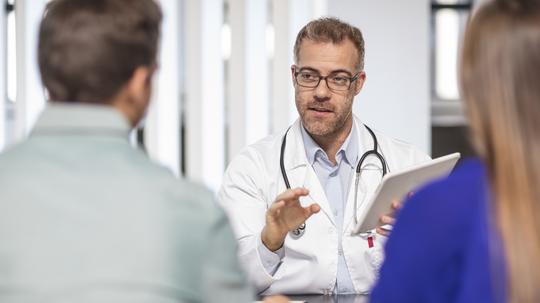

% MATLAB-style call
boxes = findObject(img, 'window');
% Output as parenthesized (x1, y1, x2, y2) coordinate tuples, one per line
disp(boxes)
(431, 0, 473, 126)
(431, 0, 476, 159)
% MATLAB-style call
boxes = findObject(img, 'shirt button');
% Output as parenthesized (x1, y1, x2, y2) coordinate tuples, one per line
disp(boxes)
(328, 227, 334, 234)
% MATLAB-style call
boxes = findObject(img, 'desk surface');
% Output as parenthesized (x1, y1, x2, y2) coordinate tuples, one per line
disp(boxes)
(281, 294, 368, 303)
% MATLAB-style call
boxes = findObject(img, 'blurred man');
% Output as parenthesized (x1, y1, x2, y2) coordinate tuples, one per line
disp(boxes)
(219, 17, 430, 295)
(0, 1, 253, 302)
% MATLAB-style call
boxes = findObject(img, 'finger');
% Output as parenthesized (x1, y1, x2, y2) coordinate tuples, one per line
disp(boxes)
(391, 200, 402, 211)
(267, 200, 286, 217)
(263, 295, 290, 303)
(274, 187, 309, 203)
(309, 203, 321, 214)
(376, 227, 390, 237)
(302, 203, 321, 219)
(379, 215, 396, 226)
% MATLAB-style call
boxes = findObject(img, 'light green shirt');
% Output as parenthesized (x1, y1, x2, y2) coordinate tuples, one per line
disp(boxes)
(0, 103, 253, 303)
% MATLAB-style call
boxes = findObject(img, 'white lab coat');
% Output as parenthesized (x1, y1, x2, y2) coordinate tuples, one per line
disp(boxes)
(218, 116, 430, 295)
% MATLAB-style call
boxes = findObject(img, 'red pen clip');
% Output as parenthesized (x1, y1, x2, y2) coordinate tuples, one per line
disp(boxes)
(367, 234, 374, 248)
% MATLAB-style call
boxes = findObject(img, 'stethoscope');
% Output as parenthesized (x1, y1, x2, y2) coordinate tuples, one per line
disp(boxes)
(279, 124, 389, 237)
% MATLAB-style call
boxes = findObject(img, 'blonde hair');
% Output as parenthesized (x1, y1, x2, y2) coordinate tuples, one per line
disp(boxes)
(460, 0, 540, 301)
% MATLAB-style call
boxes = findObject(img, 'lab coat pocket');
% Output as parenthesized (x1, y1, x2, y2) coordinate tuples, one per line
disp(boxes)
(364, 233, 387, 278)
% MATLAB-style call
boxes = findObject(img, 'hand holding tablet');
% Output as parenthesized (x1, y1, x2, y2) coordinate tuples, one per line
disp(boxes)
(352, 153, 461, 235)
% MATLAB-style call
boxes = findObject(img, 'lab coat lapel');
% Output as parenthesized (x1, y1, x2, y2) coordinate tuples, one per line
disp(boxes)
(301, 165, 336, 227)
(284, 119, 337, 227)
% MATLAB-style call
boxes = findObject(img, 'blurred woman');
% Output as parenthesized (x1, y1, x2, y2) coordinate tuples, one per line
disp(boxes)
(370, 0, 540, 302)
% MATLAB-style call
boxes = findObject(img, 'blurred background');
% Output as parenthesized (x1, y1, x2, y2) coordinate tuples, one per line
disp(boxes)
(0, 0, 476, 192)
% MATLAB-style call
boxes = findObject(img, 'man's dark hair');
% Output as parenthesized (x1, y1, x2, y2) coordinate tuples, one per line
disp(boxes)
(38, 0, 162, 103)
(294, 17, 365, 71)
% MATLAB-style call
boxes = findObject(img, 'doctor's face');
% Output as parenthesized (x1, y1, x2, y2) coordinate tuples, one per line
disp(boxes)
(292, 39, 365, 138)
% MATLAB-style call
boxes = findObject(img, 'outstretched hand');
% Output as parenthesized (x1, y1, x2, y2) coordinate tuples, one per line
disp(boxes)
(261, 188, 320, 251)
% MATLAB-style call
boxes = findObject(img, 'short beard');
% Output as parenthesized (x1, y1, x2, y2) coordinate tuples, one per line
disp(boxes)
(302, 109, 352, 138)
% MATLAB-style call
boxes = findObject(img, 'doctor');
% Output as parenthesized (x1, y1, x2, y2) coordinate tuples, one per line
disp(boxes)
(218, 17, 429, 295)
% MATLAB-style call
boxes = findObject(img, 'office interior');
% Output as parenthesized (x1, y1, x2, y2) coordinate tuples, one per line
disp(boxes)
(0, 0, 475, 193)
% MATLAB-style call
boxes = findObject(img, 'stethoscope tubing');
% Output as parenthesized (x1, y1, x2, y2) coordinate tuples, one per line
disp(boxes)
(280, 124, 389, 236)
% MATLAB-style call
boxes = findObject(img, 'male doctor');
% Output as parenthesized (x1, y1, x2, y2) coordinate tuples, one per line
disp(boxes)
(218, 17, 429, 295)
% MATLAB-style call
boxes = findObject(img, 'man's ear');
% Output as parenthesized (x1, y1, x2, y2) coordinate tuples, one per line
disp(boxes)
(291, 65, 297, 86)
(127, 66, 154, 106)
(353, 71, 366, 96)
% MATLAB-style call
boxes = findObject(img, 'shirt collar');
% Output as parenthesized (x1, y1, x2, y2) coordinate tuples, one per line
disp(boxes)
(31, 102, 132, 138)
(300, 121, 358, 169)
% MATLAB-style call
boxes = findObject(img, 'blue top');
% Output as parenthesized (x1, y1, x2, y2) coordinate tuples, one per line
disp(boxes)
(370, 158, 506, 303)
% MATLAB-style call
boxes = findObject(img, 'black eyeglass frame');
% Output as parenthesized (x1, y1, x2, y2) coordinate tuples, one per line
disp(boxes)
(293, 67, 360, 91)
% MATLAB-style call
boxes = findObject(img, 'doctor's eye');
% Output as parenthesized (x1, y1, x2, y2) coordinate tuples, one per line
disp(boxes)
(329, 75, 350, 87)
(298, 71, 320, 83)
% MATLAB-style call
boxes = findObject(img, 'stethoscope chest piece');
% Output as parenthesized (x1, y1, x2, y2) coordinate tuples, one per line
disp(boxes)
(289, 223, 306, 239)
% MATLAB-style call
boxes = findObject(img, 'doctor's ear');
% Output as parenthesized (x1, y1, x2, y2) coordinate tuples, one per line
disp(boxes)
(353, 71, 366, 96)
(291, 65, 297, 85)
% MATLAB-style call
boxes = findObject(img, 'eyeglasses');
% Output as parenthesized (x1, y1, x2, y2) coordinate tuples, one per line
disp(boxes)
(294, 68, 359, 91)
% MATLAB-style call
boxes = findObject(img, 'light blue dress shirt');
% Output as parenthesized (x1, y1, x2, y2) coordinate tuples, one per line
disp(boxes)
(257, 123, 359, 294)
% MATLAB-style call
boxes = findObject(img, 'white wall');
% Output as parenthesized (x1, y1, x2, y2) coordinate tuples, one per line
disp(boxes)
(328, 0, 431, 154)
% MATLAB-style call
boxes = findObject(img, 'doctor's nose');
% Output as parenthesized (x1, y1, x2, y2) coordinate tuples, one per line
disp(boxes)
(314, 79, 332, 101)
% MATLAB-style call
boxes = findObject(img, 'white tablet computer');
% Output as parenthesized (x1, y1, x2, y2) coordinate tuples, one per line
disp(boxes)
(352, 152, 461, 235)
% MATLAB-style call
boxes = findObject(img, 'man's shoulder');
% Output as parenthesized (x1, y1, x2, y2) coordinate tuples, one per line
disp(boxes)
(226, 132, 283, 169)
(245, 132, 282, 154)
(229, 121, 303, 166)
(0, 138, 223, 221)
(132, 158, 222, 217)
(0, 140, 36, 164)
(115, 158, 227, 229)
(370, 129, 431, 167)
(172, 181, 224, 218)
(353, 117, 428, 161)
(374, 129, 424, 153)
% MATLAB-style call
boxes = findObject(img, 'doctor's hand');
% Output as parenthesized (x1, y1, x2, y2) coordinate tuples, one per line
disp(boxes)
(262, 295, 290, 303)
(261, 188, 321, 252)
(376, 200, 402, 237)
